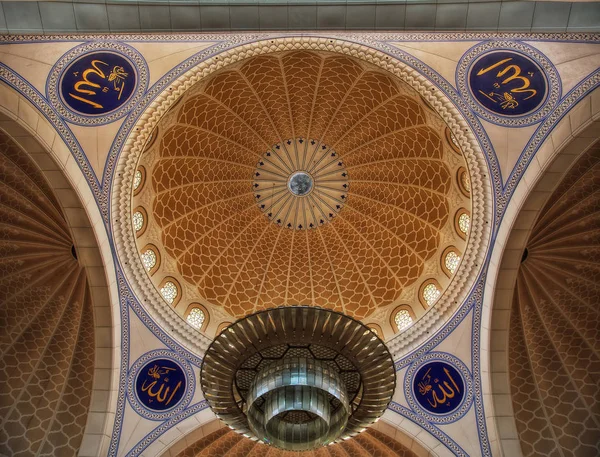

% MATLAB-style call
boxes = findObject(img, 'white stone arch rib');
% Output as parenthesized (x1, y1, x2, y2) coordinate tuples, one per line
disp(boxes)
(481, 88, 600, 457)
(0, 81, 121, 457)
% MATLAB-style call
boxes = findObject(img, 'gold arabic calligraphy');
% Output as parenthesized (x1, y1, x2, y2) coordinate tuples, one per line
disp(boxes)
(476, 57, 537, 110)
(69, 60, 129, 109)
(140, 364, 182, 407)
(417, 367, 461, 409)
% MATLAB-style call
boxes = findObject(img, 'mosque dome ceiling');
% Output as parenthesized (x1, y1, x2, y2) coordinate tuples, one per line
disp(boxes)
(509, 146, 600, 457)
(0, 131, 95, 457)
(173, 425, 418, 457)
(132, 49, 472, 328)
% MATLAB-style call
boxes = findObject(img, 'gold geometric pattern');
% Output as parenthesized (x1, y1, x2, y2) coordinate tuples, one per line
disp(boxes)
(0, 131, 94, 457)
(136, 50, 471, 320)
(509, 147, 600, 457)
(174, 426, 417, 457)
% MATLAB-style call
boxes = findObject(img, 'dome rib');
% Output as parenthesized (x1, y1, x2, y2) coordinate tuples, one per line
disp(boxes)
(519, 265, 599, 416)
(0, 131, 95, 457)
(509, 146, 600, 457)
(138, 49, 470, 321)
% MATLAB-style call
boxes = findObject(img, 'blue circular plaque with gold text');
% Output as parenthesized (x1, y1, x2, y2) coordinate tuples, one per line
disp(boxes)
(412, 361, 464, 415)
(127, 350, 195, 420)
(135, 358, 186, 412)
(60, 51, 136, 116)
(468, 50, 548, 117)
(47, 42, 148, 125)
(457, 41, 560, 127)
(404, 352, 473, 424)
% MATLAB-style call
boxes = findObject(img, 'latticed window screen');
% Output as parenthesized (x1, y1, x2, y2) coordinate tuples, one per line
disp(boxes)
(394, 310, 413, 331)
(160, 281, 178, 304)
(445, 251, 461, 274)
(187, 308, 205, 329)
(423, 283, 441, 306)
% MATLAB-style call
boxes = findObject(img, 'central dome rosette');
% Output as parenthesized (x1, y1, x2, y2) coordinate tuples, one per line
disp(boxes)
(130, 47, 474, 328)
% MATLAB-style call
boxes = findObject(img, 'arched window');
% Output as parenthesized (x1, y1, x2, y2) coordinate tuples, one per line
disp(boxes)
(216, 322, 232, 336)
(132, 206, 147, 236)
(184, 304, 209, 331)
(133, 166, 146, 195)
(420, 281, 442, 307)
(140, 244, 160, 275)
(445, 127, 461, 154)
(159, 277, 181, 306)
(441, 247, 461, 276)
(457, 167, 471, 197)
(186, 308, 205, 329)
(367, 324, 383, 338)
(394, 310, 413, 331)
(390, 306, 415, 333)
(455, 209, 470, 239)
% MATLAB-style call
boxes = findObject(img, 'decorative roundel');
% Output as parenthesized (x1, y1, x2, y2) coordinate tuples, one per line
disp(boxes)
(254, 138, 348, 230)
(458, 42, 560, 126)
(47, 42, 148, 125)
(128, 350, 195, 420)
(404, 352, 472, 424)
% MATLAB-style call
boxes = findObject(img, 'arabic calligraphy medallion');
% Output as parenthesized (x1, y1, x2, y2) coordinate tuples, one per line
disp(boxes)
(413, 361, 464, 415)
(457, 42, 560, 127)
(47, 42, 148, 125)
(135, 358, 187, 412)
(60, 52, 136, 116)
(469, 51, 547, 117)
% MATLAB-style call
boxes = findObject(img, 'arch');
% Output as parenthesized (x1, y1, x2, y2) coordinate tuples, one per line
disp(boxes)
(132, 205, 148, 237)
(132, 165, 146, 196)
(441, 246, 462, 277)
(184, 303, 209, 332)
(367, 323, 384, 338)
(390, 305, 416, 334)
(215, 322, 232, 337)
(454, 208, 471, 240)
(140, 243, 160, 276)
(482, 89, 600, 457)
(0, 82, 121, 457)
(155, 418, 439, 457)
(418, 280, 442, 309)
(159, 277, 182, 307)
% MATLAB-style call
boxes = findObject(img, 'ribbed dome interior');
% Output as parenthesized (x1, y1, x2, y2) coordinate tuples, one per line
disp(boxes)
(174, 426, 417, 457)
(509, 146, 600, 457)
(0, 131, 94, 457)
(135, 50, 470, 321)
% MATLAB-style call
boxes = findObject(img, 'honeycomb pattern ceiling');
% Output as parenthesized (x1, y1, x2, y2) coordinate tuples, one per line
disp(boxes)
(174, 425, 417, 457)
(135, 50, 470, 321)
(509, 146, 600, 456)
(0, 131, 94, 457)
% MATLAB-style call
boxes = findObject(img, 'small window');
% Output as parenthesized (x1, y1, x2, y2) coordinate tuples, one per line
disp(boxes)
(445, 127, 461, 154)
(457, 167, 471, 197)
(133, 166, 146, 195)
(455, 209, 470, 239)
(216, 322, 232, 336)
(390, 306, 415, 333)
(132, 206, 147, 236)
(186, 308, 206, 330)
(422, 282, 441, 307)
(394, 310, 413, 331)
(159, 278, 181, 306)
(441, 247, 461, 277)
(367, 324, 383, 338)
(140, 245, 160, 275)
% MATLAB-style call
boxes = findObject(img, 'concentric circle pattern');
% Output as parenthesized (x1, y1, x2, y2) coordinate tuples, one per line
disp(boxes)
(509, 146, 600, 457)
(135, 50, 471, 321)
(253, 139, 349, 230)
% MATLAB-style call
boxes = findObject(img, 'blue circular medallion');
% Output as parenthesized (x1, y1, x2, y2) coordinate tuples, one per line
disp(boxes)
(59, 51, 136, 116)
(412, 361, 465, 415)
(134, 358, 187, 412)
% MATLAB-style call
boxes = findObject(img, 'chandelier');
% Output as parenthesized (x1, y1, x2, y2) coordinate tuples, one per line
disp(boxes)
(200, 307, 395, 450)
